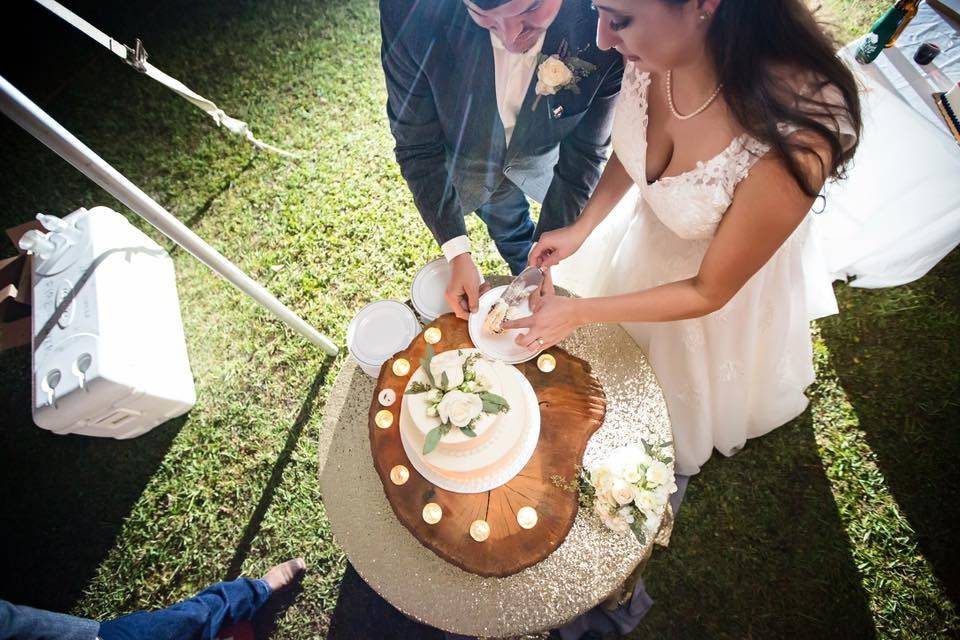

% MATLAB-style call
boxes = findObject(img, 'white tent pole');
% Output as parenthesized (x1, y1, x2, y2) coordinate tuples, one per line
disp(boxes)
(0, 75, 339, 356)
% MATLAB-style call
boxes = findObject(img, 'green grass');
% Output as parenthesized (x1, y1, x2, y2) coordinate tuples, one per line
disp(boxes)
(0, 0, 957, 638)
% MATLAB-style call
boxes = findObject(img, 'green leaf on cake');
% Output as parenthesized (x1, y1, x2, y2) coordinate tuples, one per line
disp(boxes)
(404, 382, 432, 395)
(480, 391, 510, 414)
(440, 371, 450, 390)
(460, 426, 477, 438)
(421, 344, 437, 387)
(423, 425, 443, 455)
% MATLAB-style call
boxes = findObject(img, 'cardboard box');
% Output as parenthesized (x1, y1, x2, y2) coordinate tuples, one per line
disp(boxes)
(1, 219, 42, 351)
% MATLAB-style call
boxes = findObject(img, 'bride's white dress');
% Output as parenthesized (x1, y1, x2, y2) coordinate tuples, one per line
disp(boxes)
(553, 63, 856, 475)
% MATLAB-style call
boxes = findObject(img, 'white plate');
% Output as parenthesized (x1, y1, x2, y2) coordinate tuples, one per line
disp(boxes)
(468, 286, 541, 364)
(410, 258, 453, 322)
(399, 365, 541, 494)
(346, 300, 421, 367)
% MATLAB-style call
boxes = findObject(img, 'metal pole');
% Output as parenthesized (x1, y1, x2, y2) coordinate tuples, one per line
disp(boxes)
(0, 75, 339, 356)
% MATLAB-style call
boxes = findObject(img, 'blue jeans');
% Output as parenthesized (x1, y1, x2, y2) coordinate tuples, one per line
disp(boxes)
(476, 178, 534, 276)
(0, 577, 271, 640)
(98, 578, 270, 640)
(0, 600, 99, 640)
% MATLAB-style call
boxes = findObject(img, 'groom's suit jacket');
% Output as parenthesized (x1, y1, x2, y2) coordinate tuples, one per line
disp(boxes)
(380, 0, 624, 247)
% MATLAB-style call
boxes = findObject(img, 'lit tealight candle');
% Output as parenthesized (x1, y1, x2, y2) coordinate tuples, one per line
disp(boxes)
(469, 519, 490, 542)
(389, 464, 410, 485)
(424, 327, 442, 345)
(375, 409, 394, 429)
(422, 502, 443, 525)
(392, 358, 411, 377)
(378, 388, 397, 407)
(517, 506, 538, 529)
(537, 354, 557, 373)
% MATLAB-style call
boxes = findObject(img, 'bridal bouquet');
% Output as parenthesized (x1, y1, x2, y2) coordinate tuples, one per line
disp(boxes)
(405, 346, 510, 454)
(566, 443, 677, 544)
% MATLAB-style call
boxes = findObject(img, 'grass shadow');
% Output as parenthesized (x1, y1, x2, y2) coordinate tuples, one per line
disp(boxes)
(225, 358, 334, 582)
(819, 252, 960, 607)
(0, 345, 185, 612)
(630, 411, 876, 638)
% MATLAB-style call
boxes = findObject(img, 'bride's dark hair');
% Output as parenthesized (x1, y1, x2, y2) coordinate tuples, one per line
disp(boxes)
(668, 0, 862, 196)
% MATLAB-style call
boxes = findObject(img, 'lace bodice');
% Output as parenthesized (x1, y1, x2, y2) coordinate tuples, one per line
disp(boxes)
(611, 64, 770, 241)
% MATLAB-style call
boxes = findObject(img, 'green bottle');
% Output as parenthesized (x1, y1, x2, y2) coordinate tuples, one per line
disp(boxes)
(855, 0, 921, 64)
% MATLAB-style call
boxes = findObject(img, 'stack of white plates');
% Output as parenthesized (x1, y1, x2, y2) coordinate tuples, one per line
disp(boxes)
(410, 258, 454, 322)
(347, 300, 421, 378)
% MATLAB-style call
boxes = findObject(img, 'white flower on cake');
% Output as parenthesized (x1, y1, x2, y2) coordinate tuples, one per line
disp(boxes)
(429, 350, 466, 390)
(438, 391, 484, 428)
(559, 441, 677, 544)
(405, 346, 511, 455)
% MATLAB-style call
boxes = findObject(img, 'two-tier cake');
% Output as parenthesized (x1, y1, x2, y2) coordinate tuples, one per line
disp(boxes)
(399, 348, 540, 493)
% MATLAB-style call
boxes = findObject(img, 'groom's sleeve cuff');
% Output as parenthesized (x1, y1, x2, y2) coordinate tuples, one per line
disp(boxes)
(441, 235, 471, 262)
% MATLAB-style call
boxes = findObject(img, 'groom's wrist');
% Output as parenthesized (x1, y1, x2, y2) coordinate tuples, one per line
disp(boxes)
(441, 235, 471, 262)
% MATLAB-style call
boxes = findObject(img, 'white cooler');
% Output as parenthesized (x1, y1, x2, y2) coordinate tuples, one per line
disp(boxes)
(23, 206, 196, 438)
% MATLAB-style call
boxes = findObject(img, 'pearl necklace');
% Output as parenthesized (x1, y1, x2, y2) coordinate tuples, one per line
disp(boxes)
(665, 70, 723, 121)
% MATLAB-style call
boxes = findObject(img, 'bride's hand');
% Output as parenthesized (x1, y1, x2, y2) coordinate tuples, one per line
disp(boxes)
(501, 294, 582, 350)
(528, 267, 554, 313)
(528, 223, 590, 270)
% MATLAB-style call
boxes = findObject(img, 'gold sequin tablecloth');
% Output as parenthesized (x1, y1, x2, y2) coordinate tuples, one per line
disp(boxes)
(317, 321, 673, 638)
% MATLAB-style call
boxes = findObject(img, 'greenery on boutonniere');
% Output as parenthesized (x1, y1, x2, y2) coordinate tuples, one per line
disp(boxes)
(406, 348, 510, 454)
(532, 39, 597, 111)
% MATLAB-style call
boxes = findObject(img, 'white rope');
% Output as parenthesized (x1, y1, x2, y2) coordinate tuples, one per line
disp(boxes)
(33, 0, 300, 159)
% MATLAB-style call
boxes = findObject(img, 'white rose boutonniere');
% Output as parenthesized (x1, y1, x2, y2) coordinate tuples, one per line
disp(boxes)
(536, 56, 575, 96)
(532, 40, 597, 112)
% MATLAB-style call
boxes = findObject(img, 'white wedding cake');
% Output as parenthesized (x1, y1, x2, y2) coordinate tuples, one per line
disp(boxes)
(399, 348, 541, 493)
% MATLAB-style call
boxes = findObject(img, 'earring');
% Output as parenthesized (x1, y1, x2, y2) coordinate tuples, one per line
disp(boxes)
(699, 11, 710, 21)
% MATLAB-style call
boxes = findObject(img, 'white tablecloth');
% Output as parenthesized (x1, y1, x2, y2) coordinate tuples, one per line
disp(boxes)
(813, 4, 960, 289)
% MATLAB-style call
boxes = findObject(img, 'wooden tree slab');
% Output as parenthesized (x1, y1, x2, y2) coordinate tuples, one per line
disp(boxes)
(368, 313, 606, 577)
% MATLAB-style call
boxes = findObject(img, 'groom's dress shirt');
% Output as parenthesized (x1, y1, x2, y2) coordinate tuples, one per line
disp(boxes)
(441, 32, 546, 262)
(381, 0, 623, 262)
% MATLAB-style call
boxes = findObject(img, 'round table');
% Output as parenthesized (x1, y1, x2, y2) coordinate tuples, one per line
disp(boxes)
(318, 301, 673, 637)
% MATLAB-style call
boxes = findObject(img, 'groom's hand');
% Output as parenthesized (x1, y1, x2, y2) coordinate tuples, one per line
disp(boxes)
(446, 254, 486, 320)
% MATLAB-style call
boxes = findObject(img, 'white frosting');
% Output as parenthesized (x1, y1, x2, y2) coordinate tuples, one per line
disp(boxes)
(405, 350, 502, 449)
(400, 350, 540, 483)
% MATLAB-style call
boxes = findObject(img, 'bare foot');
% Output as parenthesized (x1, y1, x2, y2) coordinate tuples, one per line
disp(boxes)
(262, 557, 306, 592)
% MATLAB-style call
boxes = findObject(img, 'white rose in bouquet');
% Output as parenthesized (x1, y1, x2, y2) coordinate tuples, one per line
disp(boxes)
(429, 350, 465, 390)
(645, 460, 671, 486)
(594, 501, 630, 533)
(536, 55, 574, 95)
(611, 479, 635, 507)
(634, 488, 659, 513)
(622, 463, 643, 484)
(581, 442, 678, 543)
(438, 391, 483, 428)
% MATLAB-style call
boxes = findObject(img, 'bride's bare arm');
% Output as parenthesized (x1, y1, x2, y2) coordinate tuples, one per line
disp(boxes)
(506, 135, 832, 347)
(578, 138, 828, 324)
